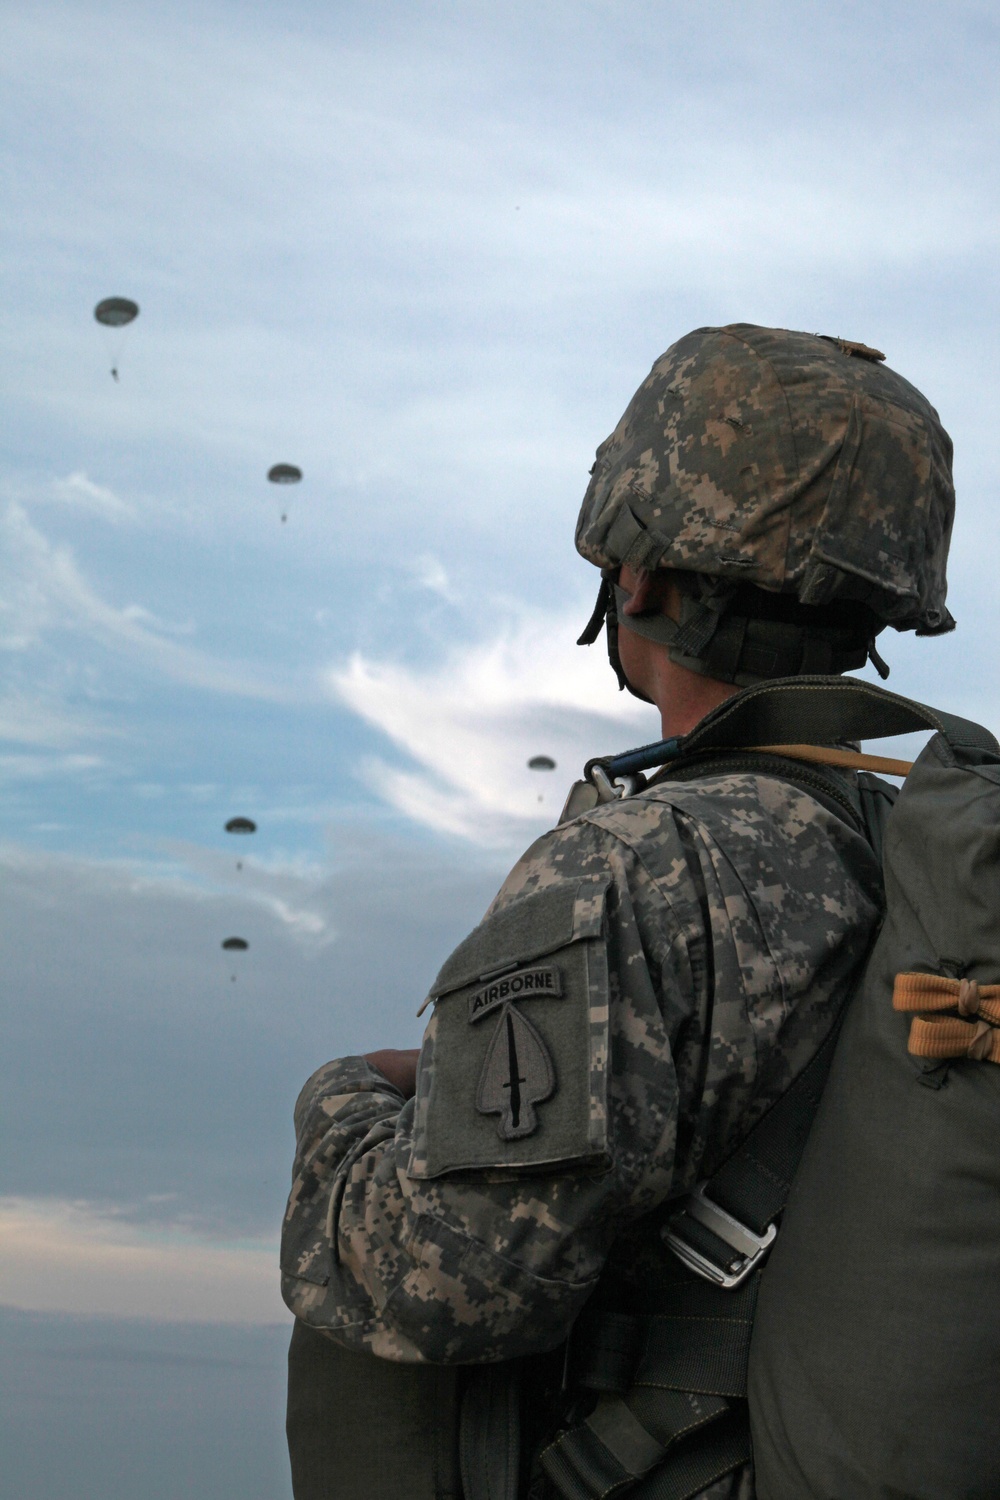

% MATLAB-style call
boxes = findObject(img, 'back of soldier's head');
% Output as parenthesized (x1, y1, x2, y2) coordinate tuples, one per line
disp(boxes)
(576, 324, 955, 690)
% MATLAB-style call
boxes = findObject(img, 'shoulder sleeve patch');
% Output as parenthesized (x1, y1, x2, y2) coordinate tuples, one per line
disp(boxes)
(407, 874, 612, 1179)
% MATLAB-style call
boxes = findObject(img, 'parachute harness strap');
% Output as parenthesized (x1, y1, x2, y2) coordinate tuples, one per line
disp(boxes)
(576, 571, 653, 700)
(595, 676, 997, 786)
(542, 981, 854, 1500)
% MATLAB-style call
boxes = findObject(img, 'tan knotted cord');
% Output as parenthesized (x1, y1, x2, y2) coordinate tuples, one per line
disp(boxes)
(892, 973, 1000, 1064)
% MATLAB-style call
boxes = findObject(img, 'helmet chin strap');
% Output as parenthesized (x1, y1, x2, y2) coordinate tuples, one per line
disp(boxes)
(575, 573, 654, 702)
(578, 573, 882, 690)
(606, 582, 733, 701)
(611, 582, 729, 657)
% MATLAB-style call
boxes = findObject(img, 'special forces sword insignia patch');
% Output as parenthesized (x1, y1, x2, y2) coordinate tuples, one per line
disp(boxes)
(476, 1003, 555, 1140)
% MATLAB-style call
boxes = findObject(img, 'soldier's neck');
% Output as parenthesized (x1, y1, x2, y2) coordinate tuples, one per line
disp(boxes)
(618, 616, 739, 738)
(648, 656, 740, 740)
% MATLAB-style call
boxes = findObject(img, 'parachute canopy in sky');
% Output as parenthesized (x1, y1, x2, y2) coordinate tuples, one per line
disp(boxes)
(225, 817, 256, 834)
(221, 937, 249, 952)
(528, 755, 556, 771)
(94, 297, 139, 327)
(267, 464, 302, 484)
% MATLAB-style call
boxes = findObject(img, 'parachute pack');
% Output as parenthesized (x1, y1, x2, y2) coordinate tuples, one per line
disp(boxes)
(748, 689, 1000, 1497)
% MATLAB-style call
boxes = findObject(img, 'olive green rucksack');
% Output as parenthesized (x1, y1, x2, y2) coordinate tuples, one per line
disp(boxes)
(749, 703, 1000, 1498)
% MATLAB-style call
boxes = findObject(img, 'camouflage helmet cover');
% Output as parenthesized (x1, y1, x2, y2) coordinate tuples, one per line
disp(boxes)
(576, 324, 955, 635)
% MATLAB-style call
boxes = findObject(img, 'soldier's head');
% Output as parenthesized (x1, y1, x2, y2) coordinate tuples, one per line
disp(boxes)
(576, 324, 955, 704)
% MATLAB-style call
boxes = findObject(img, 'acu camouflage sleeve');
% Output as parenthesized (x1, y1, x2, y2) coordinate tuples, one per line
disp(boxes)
(280, 811, 693, 1364)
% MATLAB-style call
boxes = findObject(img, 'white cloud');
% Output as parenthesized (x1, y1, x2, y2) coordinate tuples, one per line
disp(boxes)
(165, 841, 338, 944)
(0, 503, 295, 700)
(0, 837, 340, 953)
(329, 602, 656, 845)
(0, 691, 112, 750)
(0, 840, 208, 900)
(0, 751, 102, 779)
(121, 603, 196, 636)
(48, 470, 136, 521)
(0, 1197, 285, 1324)
(408, 553, 457, 602)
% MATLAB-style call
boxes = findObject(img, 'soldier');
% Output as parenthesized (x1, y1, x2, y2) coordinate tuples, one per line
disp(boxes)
(281, 324, 956, 1499)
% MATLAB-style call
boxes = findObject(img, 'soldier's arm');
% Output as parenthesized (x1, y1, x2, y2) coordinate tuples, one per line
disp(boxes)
(280, 812, 698, 1364)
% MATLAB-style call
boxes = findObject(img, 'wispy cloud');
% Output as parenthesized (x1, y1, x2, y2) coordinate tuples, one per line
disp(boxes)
(0, 751, 103, 780)
(47, 471, 136, 522)
(0, 691, 113, 750)
(329, 602, 655, 844)
(0, 837, 340, 950)
(0, 504, 295, 700)
(406, 553, 458, 603)
(120, 603, 197, 637)
(163, 840, 338, 945)
(0, 1197, 285, 1323)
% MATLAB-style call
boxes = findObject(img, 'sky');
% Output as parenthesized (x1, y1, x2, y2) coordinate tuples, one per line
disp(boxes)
(2, 1, 999, 1495)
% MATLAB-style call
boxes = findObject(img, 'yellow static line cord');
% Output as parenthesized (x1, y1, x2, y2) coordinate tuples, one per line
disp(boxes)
(751, 744, 913, 777)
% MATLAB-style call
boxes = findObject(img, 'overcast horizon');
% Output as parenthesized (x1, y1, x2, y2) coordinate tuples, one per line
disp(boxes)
(3, 3, 1000, 1496)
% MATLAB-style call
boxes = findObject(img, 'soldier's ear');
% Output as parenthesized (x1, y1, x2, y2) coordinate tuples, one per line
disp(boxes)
(619, 568, 658, 616)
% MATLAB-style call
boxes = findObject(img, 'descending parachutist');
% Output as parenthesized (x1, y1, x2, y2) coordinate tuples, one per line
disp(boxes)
(225, 817, 255, 872)
(268, 464, 300, 525)
(94, 299, 138, 382)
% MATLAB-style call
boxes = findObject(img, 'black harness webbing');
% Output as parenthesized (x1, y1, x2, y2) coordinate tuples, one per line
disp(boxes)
(539, 1019, 847, 1500)
(676, 996, 851, 1247)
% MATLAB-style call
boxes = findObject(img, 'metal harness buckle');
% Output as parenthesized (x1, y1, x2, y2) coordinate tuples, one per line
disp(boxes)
(662, 1183, 777, 1289)
(589, 764, 642, 803)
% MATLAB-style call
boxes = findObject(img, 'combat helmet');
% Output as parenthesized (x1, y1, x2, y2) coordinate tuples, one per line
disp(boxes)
(576, 324, 956, 693)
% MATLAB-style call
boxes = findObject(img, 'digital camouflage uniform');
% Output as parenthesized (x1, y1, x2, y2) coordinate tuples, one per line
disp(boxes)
(282, 325, 953, 1499)
(282, 769, 884, 1496)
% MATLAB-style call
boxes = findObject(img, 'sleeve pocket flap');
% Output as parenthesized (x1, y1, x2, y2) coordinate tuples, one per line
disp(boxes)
(428, 873, 611, 999)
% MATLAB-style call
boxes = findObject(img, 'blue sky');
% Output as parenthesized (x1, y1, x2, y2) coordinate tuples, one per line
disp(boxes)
(2, 2, 999, 1494)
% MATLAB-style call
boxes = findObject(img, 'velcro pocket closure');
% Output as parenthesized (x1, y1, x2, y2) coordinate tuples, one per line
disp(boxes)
(408, 874, 612, 1180)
